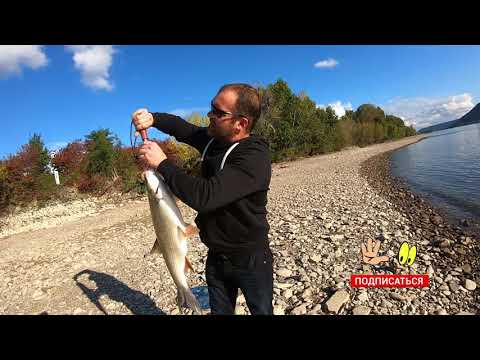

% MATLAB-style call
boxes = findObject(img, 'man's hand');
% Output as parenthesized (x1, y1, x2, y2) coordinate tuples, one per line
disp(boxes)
(132, 108, 154, 137)
(361, 238, 389, 265)
(138, 141, 167, 169)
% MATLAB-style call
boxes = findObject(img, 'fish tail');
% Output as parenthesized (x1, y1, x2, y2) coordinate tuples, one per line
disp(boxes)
(177, 287, 202, 315)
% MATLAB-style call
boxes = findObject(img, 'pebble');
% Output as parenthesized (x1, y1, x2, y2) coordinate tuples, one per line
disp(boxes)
(330, 234, 345, 242)
(380, 233, 390, 241)
(275, 297, 288, 306)
(106, 302, 117, 311)
(32, 289, 45, 301)
(427, 266, 434, 275)
(273, 305, 285, 315)
(390, 293, 407, 302)
(325, 289, 350, 314)
(432, 215, 443, 225)
(436, 308, 448, 315)
(352, 306, 371, 315)
(275, 282, 294, 289)
(439, 240, 451, 248)
(276, 269, 293, 278)
(465, 279, 477, 291)
(290, 303, 308, 315)
(171, 308, 180, 315)
(302, 288, 313, 300)
(238, 294, 246, 304)
(448, 281, 460, 293)
(362, 265, 373, 274)
(381, 299, 393, 308)
(283, 289, 293, 300)
(357, 292, 369, 303)
(235, 306, 247, 315)
(309, 255, 322, 263)
(462, 264, 472, 274)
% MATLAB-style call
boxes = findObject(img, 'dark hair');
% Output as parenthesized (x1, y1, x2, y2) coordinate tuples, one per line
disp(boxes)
(218, 83, 262, 132)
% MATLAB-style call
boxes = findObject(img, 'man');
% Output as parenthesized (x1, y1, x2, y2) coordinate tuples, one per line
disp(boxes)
(132, 83, 273, 315)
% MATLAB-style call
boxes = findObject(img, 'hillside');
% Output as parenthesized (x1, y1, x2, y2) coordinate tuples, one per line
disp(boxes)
(418, 103, 480, 133)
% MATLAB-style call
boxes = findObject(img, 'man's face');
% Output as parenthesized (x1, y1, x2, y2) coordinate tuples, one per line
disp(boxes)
(207, 90, 243, 139)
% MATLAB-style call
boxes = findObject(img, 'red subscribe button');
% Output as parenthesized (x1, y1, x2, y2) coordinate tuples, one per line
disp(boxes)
(351, 274, 429, 288)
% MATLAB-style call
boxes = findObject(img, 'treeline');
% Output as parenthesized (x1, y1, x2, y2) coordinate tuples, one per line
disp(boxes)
(0, 128, 203, 214)
(254, 79, 416, 161)
(0, 79, 415, 214)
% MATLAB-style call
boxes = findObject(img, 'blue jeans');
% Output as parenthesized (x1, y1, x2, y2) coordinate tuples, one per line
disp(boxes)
(206, 246, 273, 315)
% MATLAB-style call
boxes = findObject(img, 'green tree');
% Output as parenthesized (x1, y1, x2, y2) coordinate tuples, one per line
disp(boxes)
(187, 112, 210, 127)
(85, 129, 119, 178)
(112, 147, 143, 193)
(265, 79, 298, 153)
(28, 133, 50, 175)
(336, 117, 355, 148)
(0, 162, 8, 213)
(355, 104, 386, 124)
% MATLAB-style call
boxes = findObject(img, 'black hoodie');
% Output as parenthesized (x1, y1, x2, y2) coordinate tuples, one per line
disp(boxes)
(152, 113, 272, 255)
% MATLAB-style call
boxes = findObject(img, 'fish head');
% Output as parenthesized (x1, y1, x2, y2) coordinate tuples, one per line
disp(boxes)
(144, 170, 163, 200)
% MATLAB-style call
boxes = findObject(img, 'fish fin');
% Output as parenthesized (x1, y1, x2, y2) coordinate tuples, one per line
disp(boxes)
(184, 256, 195, 273)
(176, 287, 202, 315)
(149, 239, 162, 255)
(155, 185, 163, 200)
(182, 224, 200, 237)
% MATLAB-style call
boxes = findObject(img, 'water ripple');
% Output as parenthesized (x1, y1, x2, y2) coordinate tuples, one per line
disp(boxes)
(391, 123, 480, 220)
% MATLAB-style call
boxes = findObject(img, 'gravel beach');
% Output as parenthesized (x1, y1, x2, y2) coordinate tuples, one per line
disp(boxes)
(1, 134, 478, 315)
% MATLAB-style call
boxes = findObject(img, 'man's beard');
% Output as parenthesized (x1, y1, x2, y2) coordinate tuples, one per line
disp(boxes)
(208, 123, 234, 139)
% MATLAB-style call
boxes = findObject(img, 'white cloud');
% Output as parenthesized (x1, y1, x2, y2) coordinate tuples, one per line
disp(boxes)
(383, 93, 475, 129)
(0, 45, 48, 77)
(314, 58, 339, 69)
(170, 107, 209, 118)
(65, 45, 116, 91)
(397, 116, 411, 126)
(316, 101, 353, 117)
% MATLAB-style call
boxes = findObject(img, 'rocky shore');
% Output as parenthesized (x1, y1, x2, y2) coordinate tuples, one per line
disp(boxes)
(0, 192, 142, 239)
(0, 135, 478, 315)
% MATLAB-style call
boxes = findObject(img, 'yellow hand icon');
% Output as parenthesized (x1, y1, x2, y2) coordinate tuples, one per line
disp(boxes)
(361, 238, 390, 265)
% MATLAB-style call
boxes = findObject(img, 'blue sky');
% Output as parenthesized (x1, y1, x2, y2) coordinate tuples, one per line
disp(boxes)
(1, 45, 479, 158)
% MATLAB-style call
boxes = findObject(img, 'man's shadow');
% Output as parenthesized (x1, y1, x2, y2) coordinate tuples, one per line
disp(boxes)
(73, 269, 166, 315)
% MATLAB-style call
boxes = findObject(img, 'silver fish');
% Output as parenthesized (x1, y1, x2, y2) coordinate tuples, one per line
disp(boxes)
(143, 169, 201, 314)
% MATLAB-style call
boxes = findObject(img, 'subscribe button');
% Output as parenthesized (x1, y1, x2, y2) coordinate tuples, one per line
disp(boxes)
(351, 274, 430, 288)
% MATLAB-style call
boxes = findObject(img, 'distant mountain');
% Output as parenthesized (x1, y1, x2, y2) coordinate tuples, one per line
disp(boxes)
(418, 103, 480, 134)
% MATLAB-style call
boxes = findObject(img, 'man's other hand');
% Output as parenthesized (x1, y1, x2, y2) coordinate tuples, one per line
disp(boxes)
(138, 141, 167, 169)
(132, 108, 154, 136)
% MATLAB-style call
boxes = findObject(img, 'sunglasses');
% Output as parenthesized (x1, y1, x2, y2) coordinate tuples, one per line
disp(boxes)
(210, 101, 250, 122)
